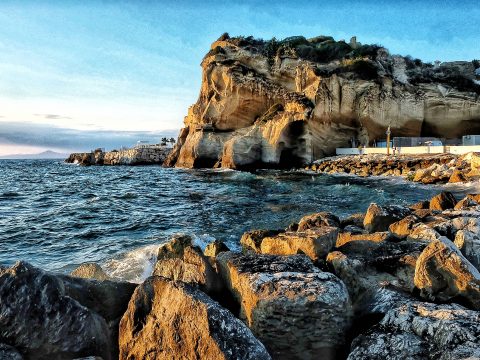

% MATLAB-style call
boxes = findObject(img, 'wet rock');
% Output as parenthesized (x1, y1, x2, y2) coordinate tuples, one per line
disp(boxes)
(414, 236, 480, 309)
(348, 302, 480, 360)
(260, 227, 338, 262)
(0, 344, 23, 360)
(217, 252, 351, 360)
(0, 262, 111, 360)
(204, 240, 230, 257)
(157, 233, 193, 260)
(240, 229, 282, 252)
(119, 276, 271, 360)
(388, 215, 419, 239)
(297, 211, 340, 231)
(363, 203, 410, 233)
(153, 241, 224, 296)
(429, 191, 457, 210)
(71, 263, 110, 281)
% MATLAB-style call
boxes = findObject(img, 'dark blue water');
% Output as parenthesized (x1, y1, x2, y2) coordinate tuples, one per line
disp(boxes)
(1, 160, 476, 281)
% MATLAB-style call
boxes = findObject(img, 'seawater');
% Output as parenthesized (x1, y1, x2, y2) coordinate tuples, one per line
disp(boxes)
(1, 159, 478, 282)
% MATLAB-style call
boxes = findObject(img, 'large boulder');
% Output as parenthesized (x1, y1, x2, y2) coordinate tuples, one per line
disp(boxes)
(414, 236, 480, 309)
(429, 191, 457, 211)
(363, 203, 410, 233)
(455, 230, 480, 270)
(153, 240, 223, 296)
(297, 211, 340, 231)
(0, 262, 112, 360)
(240, 229, 282, 253)
(216, 252, 351, 360)
(259, 227, 338, 262)
(348, 302, 480, 360)
(388, 215, 419, 239)
(119, 276, 271, 360)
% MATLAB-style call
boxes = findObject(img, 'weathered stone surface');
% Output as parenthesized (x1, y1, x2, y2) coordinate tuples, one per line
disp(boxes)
(217, 252, 351, 360)
(455, 196, 478, 210)
(71, 263, 110, 280)
(409, 200, 430, 210)
(340, 213, 365, 228)
(119, 276, 271, 360)
(363, 203, 410, 233)
(414, 236, 480, 309)
(449, 169, 467, 183)
(388, 215, 419, 239)
(260, 227, 338, 261)
(204, 240, 230, 257)
(454, 230, 480, 270)
(348, 302, 480, 360)
(407, 223, 442, 242)
(157, 233, 193, 260)
(297, 211, 340, 231)
(429, 191, 457, 210)
(153, 242, 223, 296)
(240, 229, 282, 252)
(0, 344, 23, 360)
(336, 231, 390, 247)
(0, 262, 111, 360)
(66, 146, 171, 166)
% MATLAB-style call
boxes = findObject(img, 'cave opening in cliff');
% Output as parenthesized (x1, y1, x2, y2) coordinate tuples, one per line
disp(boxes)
(278, 121, 311, 168)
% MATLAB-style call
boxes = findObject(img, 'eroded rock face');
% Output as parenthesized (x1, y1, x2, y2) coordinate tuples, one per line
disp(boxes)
(119, 276, 271, 360)
(0, 262, 112, 360)
(204, 240, 230, 257)
(429, 191, 457, 211)
(348, 302, 480, 360)
(414, 236, 480, 309)
(363, 203, 410, 233)
(240, 229, 283, 253)
(297, 211, 340, 230)
(216, 252, 351, 360)
(166, 35, 480, 169)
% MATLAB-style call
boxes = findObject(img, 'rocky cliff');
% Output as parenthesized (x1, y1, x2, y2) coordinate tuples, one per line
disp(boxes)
(165, 34, 480, 169)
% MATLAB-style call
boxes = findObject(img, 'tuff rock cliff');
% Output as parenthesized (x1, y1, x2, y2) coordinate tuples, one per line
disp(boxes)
(165, 34, 480, 169)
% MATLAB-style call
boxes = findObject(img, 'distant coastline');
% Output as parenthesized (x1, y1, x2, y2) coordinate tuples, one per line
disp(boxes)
(0, 150, 69, 160)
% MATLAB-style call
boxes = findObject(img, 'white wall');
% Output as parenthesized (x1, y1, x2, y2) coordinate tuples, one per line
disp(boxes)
(336, 145, 480, 156)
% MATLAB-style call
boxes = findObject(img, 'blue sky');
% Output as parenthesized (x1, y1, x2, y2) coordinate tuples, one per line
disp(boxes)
(0, 0, 479, 155)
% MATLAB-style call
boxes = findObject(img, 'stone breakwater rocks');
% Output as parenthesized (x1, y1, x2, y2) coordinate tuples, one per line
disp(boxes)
(4, 190, 480, 359)
(305, 152, 480, 184)
(66, 146, 171, 166)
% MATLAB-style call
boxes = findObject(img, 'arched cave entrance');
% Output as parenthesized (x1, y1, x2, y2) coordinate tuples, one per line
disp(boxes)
(277, 121, 311, 168)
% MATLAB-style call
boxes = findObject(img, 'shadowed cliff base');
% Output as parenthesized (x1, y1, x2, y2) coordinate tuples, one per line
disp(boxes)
(165, 33, 480, 170)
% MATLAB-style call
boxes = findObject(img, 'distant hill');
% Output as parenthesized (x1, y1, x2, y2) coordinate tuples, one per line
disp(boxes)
(0, 150, 69, 160)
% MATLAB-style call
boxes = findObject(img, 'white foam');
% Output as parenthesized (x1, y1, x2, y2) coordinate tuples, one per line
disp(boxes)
(102, 244, 160, 283)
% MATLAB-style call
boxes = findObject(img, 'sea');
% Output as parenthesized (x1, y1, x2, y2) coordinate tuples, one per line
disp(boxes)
(1, 159, 479, 282)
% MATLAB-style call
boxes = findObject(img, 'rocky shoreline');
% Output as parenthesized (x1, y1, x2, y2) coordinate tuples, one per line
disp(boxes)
(66, 146, 171, 166)
(2, 191, 480, 359)
(305, 152, 480, 184)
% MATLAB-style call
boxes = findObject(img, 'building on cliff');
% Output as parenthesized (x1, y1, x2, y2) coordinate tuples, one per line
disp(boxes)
(164, 34, 480, 170)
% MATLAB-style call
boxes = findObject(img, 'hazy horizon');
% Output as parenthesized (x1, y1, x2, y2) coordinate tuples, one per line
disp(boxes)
(1, 0, 479, 155)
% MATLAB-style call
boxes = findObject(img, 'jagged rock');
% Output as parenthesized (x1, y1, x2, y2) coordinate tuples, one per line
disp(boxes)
(153, 241, 223, 296)
(454, 230, 480, 270)
(409, 200, 430, 210)
(216, 252, 351, 359)
(240, 229, 282, 252)
(348, 302, 480, 360)
(455, 196, 478, 210)
(0, 262, 111, 360)
(0, 344, 23, 360)
(449, 169, 467, 183)
(340, 213, 365, 228)
(414, 236, 480, 309)
(297, 211, 340, 230)
(429, 191, 457, 210)
(467, 193, 480, 203)
(388, 215, 419, 239)
(259, 227, 338, 262)
(119, 277, 271, 360)
(204, 240, 230, 257)
(71, 263, 110, 280)
(157, 233, 193, 260)
(407, 223, 442, 242)
(328, 240, 426, 301)
(363, 203, 410, 233)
